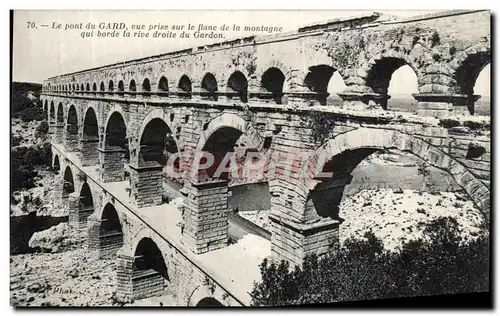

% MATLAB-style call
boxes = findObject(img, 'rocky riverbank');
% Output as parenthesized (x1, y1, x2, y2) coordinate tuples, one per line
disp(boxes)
(238, 188, 485, 251)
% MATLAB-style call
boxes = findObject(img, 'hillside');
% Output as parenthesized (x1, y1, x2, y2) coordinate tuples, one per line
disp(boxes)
(12, 82, 44, 122)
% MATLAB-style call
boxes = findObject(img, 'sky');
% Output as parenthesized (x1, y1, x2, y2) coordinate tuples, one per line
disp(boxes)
(12, 10, 490, 96)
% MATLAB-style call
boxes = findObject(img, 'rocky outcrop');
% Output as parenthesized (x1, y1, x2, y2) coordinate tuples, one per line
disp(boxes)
(28, 223, 79, 253)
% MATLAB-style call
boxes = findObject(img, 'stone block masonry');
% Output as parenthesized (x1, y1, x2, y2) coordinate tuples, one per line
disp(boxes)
(132, 270, 165, 300)
(99, 230, 124, 259)
(87, 215, 101, 259)
(64, 130, 79, 152)
(87, 215, 124, 259)
(69, 205, 94, 231)
(115, 253, 135, 302)
(99, 148, 127, 182)
(53, 123, 65, 144)
(52, 174, 63, 209)
(181, 180, 229, 254)
(129, 164, 163, 208)
(269, 214, 340, 266)
(79, 138, 100, 166)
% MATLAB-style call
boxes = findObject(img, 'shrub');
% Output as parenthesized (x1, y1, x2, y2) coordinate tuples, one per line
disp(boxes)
(35, 121, 49, 138)
(250, 217, 489, 306)
(11, 142, 52, 195)
(11, 135, 23, 147)
(439, 118, 460, 129)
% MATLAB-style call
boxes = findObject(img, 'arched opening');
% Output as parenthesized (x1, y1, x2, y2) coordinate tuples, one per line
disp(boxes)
(142, 78, 151, 92)
(133, 117, 179, 206)
(80, 83, 84, 91)
(158, 76, 169, 95)
(326, 71, 347, 106)
(455, 52, 491, 115)
(62, 166, 75, 202)
(49, 101, 55, 121)
(132, 237, 169, 299)
(473, 64, 490, 116)
(201, 73, 218, 101)
(72, 83, 75, 91)
(301, 129, 486, 258)
(129, 79, 137, 97)
(43, 100, 48, 113)
(92, 82, 97, 92)
(108, 80, 114, 92)
(261, 67, 285, 104)
(178, 75, 192, 99)
(139, 118, 178, 168)
(196, 297, 223, 307)
(199, 127, 243, 181)
(83, 108, 99, 140)
(98, 203, 123, 258)
(81, 107, 100, 166)
(118, 80, 125, 96)
(66, 106, 78, 135)
(304, 65, 335, 105)
(57, 103, 64, 123)
(366, 57, 415, 109)
(104, 112, 129, 161)
(308, 147, 381, 221)
(141, 78, 151, 98)
(72, 182, 94, 229)
(65, 105, 79, 151)
(387, 65, 419, 112)
(100, 81, 105, 92)
(101, 112, 129, 182)
(86, 83, 90, 91)
(227, 71, 248, 103)
(53, 155, 60, 174)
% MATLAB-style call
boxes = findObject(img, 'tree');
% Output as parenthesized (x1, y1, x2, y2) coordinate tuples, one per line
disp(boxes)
(250, 217, 489, 306)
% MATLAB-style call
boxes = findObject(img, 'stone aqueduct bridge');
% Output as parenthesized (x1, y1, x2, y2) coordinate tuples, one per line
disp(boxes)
(40, 10, 490, 306)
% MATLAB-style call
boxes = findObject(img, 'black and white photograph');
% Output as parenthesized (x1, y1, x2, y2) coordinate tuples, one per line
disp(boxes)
(9, 8, 491, 308)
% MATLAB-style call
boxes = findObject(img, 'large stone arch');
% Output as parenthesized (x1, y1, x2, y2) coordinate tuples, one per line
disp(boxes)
(136, 108, 178, 149)
(103, 104, 129, 142)
(64, 104, 80, 152)
(69, 181, 96, 230)
(254, 60, 293, 97)
(195, 112, 264, 154)
(188, 288, 224, 307)
(191, 112, 265, 179)
(449, 42, 491, 75)
(129, 108, 180, 207)
(304, 128, 490, 215)
(362, 53, 421, 108)
(100, 107, 130, 183)
(82, 106, 100, 138)
(87, 200, 125, 259)
(116, 229, 171, 301)
(362, 49, 423, 82)
(448, 42, 491, 109)
(62, 165, 76, 204)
